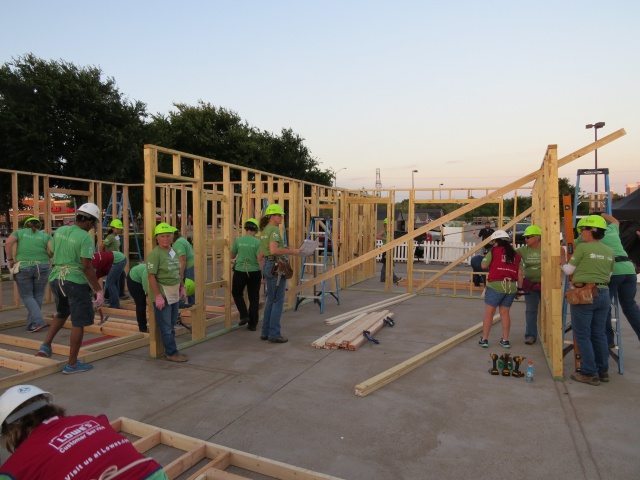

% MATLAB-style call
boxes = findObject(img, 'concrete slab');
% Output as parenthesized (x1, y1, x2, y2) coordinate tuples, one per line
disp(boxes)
(0, 276, 638, 479)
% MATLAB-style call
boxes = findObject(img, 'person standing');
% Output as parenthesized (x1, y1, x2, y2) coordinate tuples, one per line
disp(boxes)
(600, 213, 640, 344)
(231, 218, 262, 331)
(478, 221, 495, 254)
(561, 215, 614, 386)
(517, 225, 542, 345)
(0, 384, 167, 479)
(4, 217, 51, 332)
(147, 223, 188, 362)
(172, 230, 195, 306)
(101, 219, 126, 309)
(377, 218, 401, 284)
(258, 205, 299, 343)
(37, 203, 103, 374)
(478, 230, 521, 349)
(127, 263, 150, 332)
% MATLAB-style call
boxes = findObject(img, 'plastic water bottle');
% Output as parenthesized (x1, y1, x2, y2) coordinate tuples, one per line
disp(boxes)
(525, 360, 535, 383)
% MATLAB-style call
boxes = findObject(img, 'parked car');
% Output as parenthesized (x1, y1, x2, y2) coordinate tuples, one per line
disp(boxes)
(512, 223, 529, 245)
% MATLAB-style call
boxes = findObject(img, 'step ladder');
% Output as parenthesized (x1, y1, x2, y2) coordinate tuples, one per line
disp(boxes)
(295, 216, 340, 313)
(103, 190, 143, 260)
(561, 168, 623, 374)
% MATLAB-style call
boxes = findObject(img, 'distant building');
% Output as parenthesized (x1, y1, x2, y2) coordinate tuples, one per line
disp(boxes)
(625, 182, 640, 195)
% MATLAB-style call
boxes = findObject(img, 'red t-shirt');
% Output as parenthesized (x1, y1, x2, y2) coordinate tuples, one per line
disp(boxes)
(92, 251, 114, 279)
(0, 415, 163, 480)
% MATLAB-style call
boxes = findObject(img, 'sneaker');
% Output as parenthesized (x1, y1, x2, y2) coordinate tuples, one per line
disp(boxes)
(36, 343, 52, 358)
(165, 353, 188, 362)
(247, 325, 257, 331)
(478, 338, 489, 348)
(260, 335, 268, 341)
(570, 373, 600, 386)
(268, 336, 288, 343)
(524, 336, 536, 345)
(499, 338, 511, 349)
(598, 372, 610, 383)
(62, 361, 93, 374)
(28, 323, 48, 333)
(238, 317, 249, 326)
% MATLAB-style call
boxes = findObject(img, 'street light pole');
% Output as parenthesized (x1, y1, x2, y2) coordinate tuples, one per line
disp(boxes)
(334, 167, 347, 187)
(411, 169, 418, 190)
(586, 121, 605, 192)
(439, 183, 444, 200)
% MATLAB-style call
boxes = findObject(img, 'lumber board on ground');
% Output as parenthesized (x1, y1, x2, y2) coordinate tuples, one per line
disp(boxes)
(346, 318, 386, 350)
(311, 313, 368, 348)
(114, 416, 342, 479)
(324, 294, 414, 325)
(354, 314, 500, 397)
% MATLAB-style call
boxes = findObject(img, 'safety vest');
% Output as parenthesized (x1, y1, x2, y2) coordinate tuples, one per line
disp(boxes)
(487, 246, 521, 282)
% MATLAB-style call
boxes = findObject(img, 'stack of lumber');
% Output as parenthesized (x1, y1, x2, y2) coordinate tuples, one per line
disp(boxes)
(312, 310, 393, 350)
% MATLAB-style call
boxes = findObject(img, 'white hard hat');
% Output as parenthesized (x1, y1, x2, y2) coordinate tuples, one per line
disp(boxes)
(0, 385, 51, 428)
(490, 229, 510, 241)
(77, 203, 101, 221)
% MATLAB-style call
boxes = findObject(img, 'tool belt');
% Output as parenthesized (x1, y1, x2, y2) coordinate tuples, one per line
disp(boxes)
(271, 257, 294, 279)
(565, 282, 598, 305)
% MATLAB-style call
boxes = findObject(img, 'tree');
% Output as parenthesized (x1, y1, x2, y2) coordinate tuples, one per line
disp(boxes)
(0, 54, 147, 182)
(147, 101, 332, 185)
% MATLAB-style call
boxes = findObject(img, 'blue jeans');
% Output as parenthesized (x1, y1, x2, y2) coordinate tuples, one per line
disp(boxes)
(570, 288, 610, 376)
(261, 259, 287, 339)
(105, 258, 126, 308)
(153, 302, 179, 356)
(524, 290, 541, 339)
(15, 264, 50, 328)
(607, 274, 640, 344)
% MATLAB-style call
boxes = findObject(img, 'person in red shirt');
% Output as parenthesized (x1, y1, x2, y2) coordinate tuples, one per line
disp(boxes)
(0, 385, 167, 480)
(91, 251, 114, 280)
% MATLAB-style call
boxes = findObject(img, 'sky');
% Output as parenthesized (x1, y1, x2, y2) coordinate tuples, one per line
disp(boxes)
(2, 0, 639, 196)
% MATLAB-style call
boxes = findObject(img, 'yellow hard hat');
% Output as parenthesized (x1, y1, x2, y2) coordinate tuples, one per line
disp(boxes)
(110, 219, 124, 229)
(154, 223, 177, 236)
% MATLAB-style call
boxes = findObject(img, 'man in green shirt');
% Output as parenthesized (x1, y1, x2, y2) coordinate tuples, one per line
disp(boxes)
(516, 225, 542, 345)
(37, 203, 103, 374)
(173, 231, 195, 305)
(601, 214, 640, 345)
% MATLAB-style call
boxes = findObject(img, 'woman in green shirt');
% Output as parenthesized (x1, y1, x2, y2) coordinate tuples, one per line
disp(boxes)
(258, 205, 300, 343)
(231, 218, 261, 331)
(102, 218, 126, 303)
(516, 225, 542, 345)
(147, 223, 187, 362)
(4, 217, 52, 332)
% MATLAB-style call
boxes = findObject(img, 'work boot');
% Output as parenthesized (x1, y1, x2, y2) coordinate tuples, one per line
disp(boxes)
(165, 353, 188, 362)
(570, 373, 600, 386)
(524, 336, 536, 345)
(597, 372, 610, 383)
(268, 336, 288, 343)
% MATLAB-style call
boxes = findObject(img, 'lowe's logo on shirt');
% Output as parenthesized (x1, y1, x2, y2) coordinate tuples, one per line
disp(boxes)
(588, 253, 611, 260)
(49, 420, 105, 453)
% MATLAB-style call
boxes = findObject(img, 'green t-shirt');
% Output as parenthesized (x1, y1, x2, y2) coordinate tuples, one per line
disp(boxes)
(232, 235, 261, 272)
(516, 245, 542, 283)
(11, 228, 51, 264)
(569, 241, 614, 284)
(259, 225, 283, 257)
(172, 236, 194, 268)
(602, 224, 636, 275)
(48, 225, 95, 284)
(128, 263, 149, 294)
(113, 250, 126, 263)
(146, 246, 180, 286)
(103, 232, 121, 252)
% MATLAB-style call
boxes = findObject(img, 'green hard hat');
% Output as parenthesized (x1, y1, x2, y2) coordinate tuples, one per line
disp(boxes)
(523, 225, 542, 237)
(265, 204, 285, 216)
(581, 215, 607, 230)
(23, 216, 41, 226)
(184, 278, 195, 296)
(154, 222, 177, 236)
(110, 219, 124, 229)
(245, 218, 259, 228)
(576, 217, 589, 233)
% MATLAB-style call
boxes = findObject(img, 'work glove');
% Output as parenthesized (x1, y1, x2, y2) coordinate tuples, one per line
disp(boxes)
(92, 291, 104, 309)
(155, 294, 166, 310)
